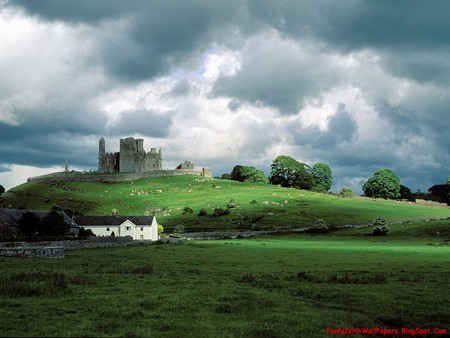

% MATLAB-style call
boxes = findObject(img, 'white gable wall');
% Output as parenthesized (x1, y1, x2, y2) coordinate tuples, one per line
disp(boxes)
(82, 218, 159, 241)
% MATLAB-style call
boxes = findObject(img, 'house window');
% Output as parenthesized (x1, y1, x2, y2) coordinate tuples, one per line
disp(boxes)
(106, 227, 110, 231)
(140, 227, 144, 231)
(126, 226, 131, 231)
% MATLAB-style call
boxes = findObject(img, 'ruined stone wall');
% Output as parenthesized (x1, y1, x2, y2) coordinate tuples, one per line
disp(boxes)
(146, 148, 162, 171)
(28, 168, 213, 184)
(99, 152, 120, 173)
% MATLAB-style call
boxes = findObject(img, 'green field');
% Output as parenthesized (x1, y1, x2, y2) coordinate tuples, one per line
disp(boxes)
(1, 221, 449, 337)
(2, 175, 450, 232)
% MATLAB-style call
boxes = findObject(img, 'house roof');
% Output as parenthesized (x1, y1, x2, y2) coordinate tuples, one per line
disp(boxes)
(73, 215, 154, 226)
(0, 208, 79, 229)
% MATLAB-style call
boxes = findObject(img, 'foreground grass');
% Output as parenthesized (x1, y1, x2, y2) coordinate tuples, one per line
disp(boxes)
(1, 221, 449, 337)
(3, 176, 450, 232)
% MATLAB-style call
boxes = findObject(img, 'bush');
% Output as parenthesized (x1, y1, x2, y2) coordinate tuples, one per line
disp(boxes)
(340, 187, 355, 197)
(307, 219, 329, 233)
(78, 227, 95, 238)
(174, 224, 185, 234)
(372, 217, 389, 236)
(198, 209, 207, 216)
(213, 207, 230, 217)
(227, 199, 239, 209)
(182, 207, 193, 214)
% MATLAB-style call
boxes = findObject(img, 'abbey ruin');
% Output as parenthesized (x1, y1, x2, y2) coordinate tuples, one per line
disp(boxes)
(98, 137, 162, 173)
(27, 136, 212, 184)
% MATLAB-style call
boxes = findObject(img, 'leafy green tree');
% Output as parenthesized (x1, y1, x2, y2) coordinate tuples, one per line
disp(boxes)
(18, 212, 40, 237)
(0, 184, 5, 196)
(311, 163, 332, 192)
(445, 176, 450, 184)
(39, 211, 70, 237)
(362, 169, 401, 199)
(231, 165, 268, 183)
(269, 155, 313, 189)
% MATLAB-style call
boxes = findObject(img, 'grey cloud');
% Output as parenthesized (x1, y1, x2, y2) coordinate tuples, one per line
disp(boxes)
(214, 33, 341, 115)
(107, 109, 174, 138)
(0, 129, 98, 169)
(169, 79, 191, 97)
(290, 104, 357, 148)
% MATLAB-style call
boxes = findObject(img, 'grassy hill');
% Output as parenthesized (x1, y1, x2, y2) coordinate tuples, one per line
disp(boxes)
(2, 175, 450, 232)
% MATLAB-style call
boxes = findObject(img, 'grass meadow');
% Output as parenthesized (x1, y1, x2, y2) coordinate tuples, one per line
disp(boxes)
(1, 220, 449, 337)
(3, 175, 450, 232)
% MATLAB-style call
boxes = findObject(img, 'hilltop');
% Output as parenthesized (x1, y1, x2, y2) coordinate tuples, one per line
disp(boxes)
(1, 175, 449, 232)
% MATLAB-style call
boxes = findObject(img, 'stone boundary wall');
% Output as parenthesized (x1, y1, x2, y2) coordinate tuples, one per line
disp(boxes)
(0, 236, 137, 256)
(0, 246, 64, 258)
(27, 169, 211, 184)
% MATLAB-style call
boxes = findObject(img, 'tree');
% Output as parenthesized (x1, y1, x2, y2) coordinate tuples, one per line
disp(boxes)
(399, 185, 412, 199)
(18, 212, 40, 237)
(428, 184, 450, 205)
(39, 211, 70, 237)
(0, 184, 5, 196)
(362, 168, 401, 199)
(311, 163, 332, 192)
(445, 176, 450, 184)
(220, 173, 232, 180)
(78, 227, 95, 238)
(231, 165, 268, 183)
(269, 155, 314, 189)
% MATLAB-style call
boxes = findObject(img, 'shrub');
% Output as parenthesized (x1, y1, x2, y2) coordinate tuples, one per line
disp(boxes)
(78, 227, 95, 238)
(174, 224, 185, 234)
(227, 199, 239, 209)
(198, 208, 207, 216)
(250, 199, 257, 204)
(213, 207, 230, 217)
(340, 187, 355, 197)
(307, 218, 329, 233)
(182, 207, 193, 214)
(372, 217, 389, 236)
(158, 224, 164, 235)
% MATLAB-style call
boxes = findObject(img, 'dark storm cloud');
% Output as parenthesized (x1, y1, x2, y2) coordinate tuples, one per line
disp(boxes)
(3, 0, 450, 193)
(0, 129, 96, 169)
(106, 109, 174, 138)
(213, 32, 341, 115)
(9, 0, 248, 82)
(0, 105, 107, 168)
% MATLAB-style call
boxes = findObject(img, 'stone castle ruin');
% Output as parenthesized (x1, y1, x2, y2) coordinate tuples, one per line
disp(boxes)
(98, 137, 162, 173)
(27, 137, 212, 184)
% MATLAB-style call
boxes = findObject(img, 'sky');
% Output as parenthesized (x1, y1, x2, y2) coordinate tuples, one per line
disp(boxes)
(1, 0, 450, 193)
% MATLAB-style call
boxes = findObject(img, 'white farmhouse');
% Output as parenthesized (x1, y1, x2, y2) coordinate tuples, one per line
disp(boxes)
(73, 215, 159, 241)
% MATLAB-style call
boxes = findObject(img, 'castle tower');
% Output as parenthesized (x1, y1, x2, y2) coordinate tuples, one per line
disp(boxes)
(99, 137, 105, 155)
(98, 137, 105, 171)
